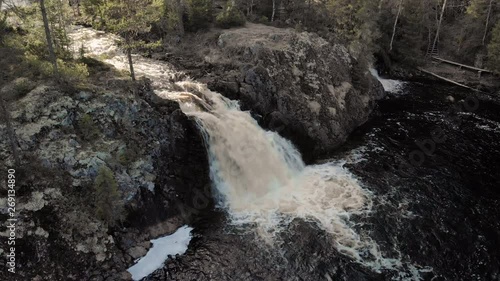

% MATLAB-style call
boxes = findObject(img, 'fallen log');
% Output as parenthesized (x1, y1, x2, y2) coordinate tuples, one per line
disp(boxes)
(417, 67, 480, 92)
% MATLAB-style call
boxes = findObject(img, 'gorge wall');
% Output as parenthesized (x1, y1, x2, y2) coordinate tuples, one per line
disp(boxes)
(0, 78, 210, 280)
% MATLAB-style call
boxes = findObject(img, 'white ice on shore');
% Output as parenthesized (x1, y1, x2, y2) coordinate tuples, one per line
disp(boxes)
(127, 225, 193, 280)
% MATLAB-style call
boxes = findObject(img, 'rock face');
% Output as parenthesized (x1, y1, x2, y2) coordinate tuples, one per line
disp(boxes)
(0, 79, 210, 280)
(182, 23, 384, 160)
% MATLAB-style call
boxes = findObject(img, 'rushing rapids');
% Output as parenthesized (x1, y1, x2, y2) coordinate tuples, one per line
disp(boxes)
(165, 81, 374, 260)
(69, 26, 500, 280)
(69, 25, 383, 262)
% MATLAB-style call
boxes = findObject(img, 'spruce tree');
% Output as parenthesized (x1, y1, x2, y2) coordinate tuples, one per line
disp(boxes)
(94, 166, 124, 227)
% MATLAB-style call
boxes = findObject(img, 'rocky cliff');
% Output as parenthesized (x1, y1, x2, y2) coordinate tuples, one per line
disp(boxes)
(170, 23, 385, 161)
(0, 77, 210, 280)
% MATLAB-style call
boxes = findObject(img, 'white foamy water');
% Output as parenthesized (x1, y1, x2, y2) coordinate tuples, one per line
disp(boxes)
(370, 68, 406, 94)
(1, 0, 31, 11)
(127, 226, 193, 280)
(70, 26, 430, 279)
(68, 26, 177, 88)
(160, 81, 375, 258)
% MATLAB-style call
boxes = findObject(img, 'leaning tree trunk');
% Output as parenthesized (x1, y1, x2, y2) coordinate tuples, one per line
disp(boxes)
(77, 0, 81, 16)
(389, 0, 404, 52)
(175, 0, 184, 36)
(482, 0, 493, 45)
(271, 0, 276, 22)
(40, 0, 59, 76)
(125, 36, 136, 81)
(431, 0, 447, 56)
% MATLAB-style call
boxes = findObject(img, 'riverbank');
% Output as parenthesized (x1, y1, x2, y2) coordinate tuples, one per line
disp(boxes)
(0, 39, 211, 280)
(376, 57, 500, 93)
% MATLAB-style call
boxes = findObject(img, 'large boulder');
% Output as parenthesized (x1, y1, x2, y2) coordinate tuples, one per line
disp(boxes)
(197, 23, 384, 160)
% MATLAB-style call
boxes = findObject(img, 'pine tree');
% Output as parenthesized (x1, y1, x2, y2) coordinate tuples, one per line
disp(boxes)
(163, 0, 185, 35)
(326, 0, 380, 60)
(94, 166, 124, 227)
(185, 0, 213, 31)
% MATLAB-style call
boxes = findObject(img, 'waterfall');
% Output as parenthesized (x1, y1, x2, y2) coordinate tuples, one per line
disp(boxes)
(370, 68, 406, 94)
(159, 81, 373, 260)
(69, 26, 430, 278)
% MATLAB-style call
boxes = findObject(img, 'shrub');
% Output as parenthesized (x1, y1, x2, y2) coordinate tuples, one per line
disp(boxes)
(78, 113, 100, 141)
(0, 13, 8, 43)
(117, 146, 139, 166)
(23, 53, 55, 77)
(487, 22, 500, 73)
(58, 60, 90, 84)
(14, 77, 36, 99)
(79, 56, 113, 76)
(22, 53, 89, 83)
(185, 0, 213, 31)
(294, 22, 304, 33)
(257, 15, 269, 24)
(1, 78, 36, 101)
(94, 166, 124, 227)
(215, 3, 245, 29)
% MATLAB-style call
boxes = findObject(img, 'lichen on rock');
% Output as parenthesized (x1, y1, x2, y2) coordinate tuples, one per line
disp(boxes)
(0, 78, 210, 280)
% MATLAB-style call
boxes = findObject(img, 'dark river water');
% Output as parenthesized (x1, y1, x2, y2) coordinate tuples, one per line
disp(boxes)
(146, 79, 500, 281)
(343, 81, 500, 280)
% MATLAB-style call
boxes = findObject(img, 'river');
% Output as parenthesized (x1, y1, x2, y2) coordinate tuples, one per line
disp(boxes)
(69, 26, 500, 281)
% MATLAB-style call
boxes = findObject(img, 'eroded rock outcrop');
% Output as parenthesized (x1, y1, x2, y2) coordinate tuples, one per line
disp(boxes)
(0, 79, 210, 280)
(178, 23, 384, 160)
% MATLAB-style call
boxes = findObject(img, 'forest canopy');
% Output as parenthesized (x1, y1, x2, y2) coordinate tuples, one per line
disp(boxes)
(1, 0, 499, 76)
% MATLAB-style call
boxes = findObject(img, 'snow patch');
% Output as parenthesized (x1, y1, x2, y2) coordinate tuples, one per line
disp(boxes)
(127, 225, 193, 280)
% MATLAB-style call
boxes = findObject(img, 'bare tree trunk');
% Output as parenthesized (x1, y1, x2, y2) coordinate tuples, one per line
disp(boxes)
(57, 1, 70, 53)
(271, 0, 276, 22)
(0, 99, 20, 166)
(40, 0, 59, 76)
(389, 0, 404, 52)
(431, 0, 447, 57)
(125, 36, 136, 81)
(76, 0, 81, 16)
(175, 0, 184, 36)
(482, 0, 493, 45)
